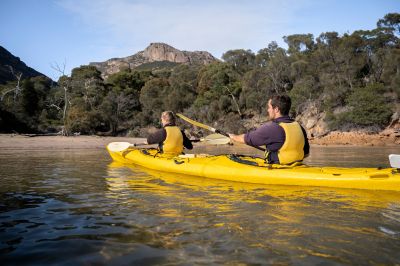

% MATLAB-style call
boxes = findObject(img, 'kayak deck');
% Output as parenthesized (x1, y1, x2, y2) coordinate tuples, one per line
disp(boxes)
(107, 146, 400, 191)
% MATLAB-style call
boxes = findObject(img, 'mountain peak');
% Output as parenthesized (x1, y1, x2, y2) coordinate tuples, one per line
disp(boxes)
(143, 42, 188, 63)
(90, 43, 217, 79)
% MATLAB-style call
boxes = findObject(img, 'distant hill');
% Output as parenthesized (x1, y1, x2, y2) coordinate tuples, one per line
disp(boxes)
(0, 46, 48, 84)
(90, 42, 218, 79)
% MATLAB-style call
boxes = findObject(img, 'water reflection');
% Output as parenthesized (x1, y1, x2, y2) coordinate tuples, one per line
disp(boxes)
(107, 161, 400, 209)
(104, 161, 400, 264)
(0, 147, 399, 265)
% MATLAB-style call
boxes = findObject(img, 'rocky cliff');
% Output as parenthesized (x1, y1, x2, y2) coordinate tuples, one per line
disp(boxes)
(0, 46, 47, 84)
(90, 43, 217, 79)
(295, 102, 400, 145)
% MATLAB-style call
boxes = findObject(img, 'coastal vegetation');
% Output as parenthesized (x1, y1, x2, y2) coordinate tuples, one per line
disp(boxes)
(0, 13, 399, 136)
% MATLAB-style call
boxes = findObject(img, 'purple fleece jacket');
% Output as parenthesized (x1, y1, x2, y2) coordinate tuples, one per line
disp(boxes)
(244, 116, 309, 163)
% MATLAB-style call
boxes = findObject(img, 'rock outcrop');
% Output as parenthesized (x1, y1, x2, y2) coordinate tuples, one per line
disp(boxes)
(296, 102, 329, 138)
(297, 103, 400, 145)
(90, 43, 217, 79)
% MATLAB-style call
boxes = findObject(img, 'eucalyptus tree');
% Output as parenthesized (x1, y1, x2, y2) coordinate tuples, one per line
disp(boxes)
(61, 65, 106, 134)
(194, 62, 242, 122)
(164, 64, 199, 112)
(284, 34, 315, 56)
(222, 49, 256, 74)
(101, 69, 151, 134)
(377, 13, 400, 36)
(0, 65, 23, 102)
(239, 68, 271, 113)
(139, 77, 170, 125)
(263, 43, 291, 95)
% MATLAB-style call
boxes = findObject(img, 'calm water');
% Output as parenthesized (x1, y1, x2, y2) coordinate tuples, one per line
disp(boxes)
(1, 145, 400, 265)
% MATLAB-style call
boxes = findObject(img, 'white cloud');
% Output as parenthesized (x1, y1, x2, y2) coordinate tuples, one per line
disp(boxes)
(57, 0, 310, 58)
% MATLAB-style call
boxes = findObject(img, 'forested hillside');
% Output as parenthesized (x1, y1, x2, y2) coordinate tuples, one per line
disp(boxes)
(0, 13, 399, 137)
(0, 46, 47, 85)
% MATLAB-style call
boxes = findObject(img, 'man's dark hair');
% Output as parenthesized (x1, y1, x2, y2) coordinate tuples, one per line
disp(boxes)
(270, 95, 291, 115)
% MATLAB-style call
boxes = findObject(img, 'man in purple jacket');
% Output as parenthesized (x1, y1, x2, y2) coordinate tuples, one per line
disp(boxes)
(229, 95, 309, 164)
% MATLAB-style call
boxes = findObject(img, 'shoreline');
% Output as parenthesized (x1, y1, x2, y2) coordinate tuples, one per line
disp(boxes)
(0, 134, 147, 150)
(309, 130, 400, 146)
(0, 131, 399, 150)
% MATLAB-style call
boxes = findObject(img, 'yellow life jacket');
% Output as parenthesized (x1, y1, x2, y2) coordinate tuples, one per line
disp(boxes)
(163, 126, 184, 155)
(266, 122, 305, 165)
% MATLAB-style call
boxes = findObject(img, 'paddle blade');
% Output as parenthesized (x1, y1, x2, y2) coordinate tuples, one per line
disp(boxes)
(203, 133, 231, 145)
(107, 142, 133, 152)
(389, 154, 400, 168)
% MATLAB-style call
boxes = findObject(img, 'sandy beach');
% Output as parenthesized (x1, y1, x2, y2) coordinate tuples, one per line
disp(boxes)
(0, 134, 148, 150)
(0, 130, 399, 150)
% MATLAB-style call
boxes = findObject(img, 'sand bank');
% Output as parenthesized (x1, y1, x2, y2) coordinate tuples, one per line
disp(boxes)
(0, 134, 147, 150)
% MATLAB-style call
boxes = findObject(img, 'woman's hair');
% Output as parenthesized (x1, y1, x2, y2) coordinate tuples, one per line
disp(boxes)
(161, 111, 176, 124)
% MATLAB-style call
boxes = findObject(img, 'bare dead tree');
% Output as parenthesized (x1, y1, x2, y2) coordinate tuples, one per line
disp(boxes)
(224, 86, 242, 117)
(84, 78, 96, 109)
(50, 60, 70, 136)
(0, 65, 23, 102)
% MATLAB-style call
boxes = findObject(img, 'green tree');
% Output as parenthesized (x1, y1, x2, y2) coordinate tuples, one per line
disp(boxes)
(139, 78, 170, 125)
(222, 49, 255, 74)
(377, 13, 400, 35)
(284, 34, 315, 55)
(69, 65, 105, 109)
(261, 42, 291, 94)
(56, 65, 107, 134)
(335, 84, 393, 128)
(289, 75, 319, 114)
(193, 62, 242, 122)
(21, 79, 39, 117)
(239, 68, 271, 113)
(164, 65, 198, 112)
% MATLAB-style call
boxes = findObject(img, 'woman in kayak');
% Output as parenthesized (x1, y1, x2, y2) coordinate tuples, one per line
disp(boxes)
(147, 111, 193, 156)
(229, 95, 310, 164)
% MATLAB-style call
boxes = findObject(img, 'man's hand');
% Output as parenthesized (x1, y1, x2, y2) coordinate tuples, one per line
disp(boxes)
(229, 133, 245, 144)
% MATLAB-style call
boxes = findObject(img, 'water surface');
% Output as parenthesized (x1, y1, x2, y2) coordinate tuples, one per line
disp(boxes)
(1, 145, 399, 265)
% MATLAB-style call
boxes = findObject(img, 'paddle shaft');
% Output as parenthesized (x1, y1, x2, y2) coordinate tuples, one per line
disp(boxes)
(135, 134, 230, 146)
(213, 129, 265, 151)
(176, 113, 265, 152)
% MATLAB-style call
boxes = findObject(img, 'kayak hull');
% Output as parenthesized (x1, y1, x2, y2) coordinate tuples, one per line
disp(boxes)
(107, 145, 400, 191)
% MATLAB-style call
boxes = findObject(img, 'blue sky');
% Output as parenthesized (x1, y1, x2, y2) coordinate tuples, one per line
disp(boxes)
(0, 0, 399, 80)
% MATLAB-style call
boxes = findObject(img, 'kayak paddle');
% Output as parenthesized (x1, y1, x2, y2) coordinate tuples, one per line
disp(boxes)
(176, 113, 265, 151)
(176, 113, 229, 137)
(107, 142, 135, 152)
(107, 134, 231, 152)
(193, 133, 231, 145)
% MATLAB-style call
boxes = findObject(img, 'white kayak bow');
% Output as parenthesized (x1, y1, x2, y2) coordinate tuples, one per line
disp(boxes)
(389, 154, 400, 168)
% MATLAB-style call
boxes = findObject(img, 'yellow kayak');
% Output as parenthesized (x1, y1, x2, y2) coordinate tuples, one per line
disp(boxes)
(106, 144, 400, 191)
